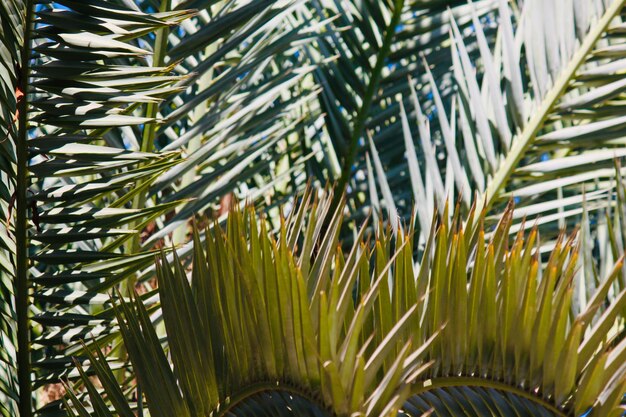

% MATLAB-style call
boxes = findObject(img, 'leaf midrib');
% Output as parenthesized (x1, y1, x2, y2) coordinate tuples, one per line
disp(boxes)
(16, 2, 35, 417)
(333, 0, 406, 210)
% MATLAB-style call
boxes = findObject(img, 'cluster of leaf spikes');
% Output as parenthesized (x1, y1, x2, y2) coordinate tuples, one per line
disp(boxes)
(62, 187, 427, 417)
(63, 188, 626, 417)
(401, 200, 626, 417)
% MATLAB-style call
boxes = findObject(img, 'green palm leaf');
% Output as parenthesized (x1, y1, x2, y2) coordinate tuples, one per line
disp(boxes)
(66, 189, 626, 417)
(1, 1, 625, 416)
(67, 189, 430, 416)
(24, 4, 191, 404)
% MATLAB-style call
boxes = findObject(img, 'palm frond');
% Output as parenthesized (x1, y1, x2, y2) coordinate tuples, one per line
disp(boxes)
(369, 0, 626, 244)
(26, 3, 194, 397)
(66, 188, 428, 417)
(139, 0, 327, 246)
(303, 0, 500, 196)
(66, 188, 626, 417)
(0, 1, 328, 413)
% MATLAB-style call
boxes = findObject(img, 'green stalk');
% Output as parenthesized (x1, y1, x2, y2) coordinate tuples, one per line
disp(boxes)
(331, 0, 404, 211)
(172, 40, 217, 245)
(117, 0, 170, 384)
(128, 0, 171, 255)
(17, 2, 34, 417)
(478, 0, 625, 222)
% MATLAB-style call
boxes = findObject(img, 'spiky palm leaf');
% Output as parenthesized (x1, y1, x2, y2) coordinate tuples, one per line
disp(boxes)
(0, 1, 324, 416)
(367, 0, 626, 244)
(65, 189, 626, 417)
(65, 189, 431, 417)
(300, 0, 500, 202)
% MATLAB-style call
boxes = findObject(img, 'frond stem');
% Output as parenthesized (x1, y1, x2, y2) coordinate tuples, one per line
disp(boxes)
(332, 0, 405, 211)
(128, 0, 171, 255)
(17, 2, 34, 416)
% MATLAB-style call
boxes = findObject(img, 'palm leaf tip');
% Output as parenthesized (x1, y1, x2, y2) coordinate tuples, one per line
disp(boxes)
(63, 188, 625, 417)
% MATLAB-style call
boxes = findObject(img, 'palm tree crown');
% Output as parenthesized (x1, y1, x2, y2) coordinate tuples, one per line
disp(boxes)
(0, 0, 625, 416)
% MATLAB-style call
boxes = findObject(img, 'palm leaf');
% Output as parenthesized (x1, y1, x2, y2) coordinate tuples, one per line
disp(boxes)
(66, 188, 626, 417)
(25, 3, 192, 403)
(0, 1, 326, 415)
(0, 2, 30, 416)
(302, 0, 500, 198)
(66, 189, 429, 416)
(368, 0, 626, 244)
